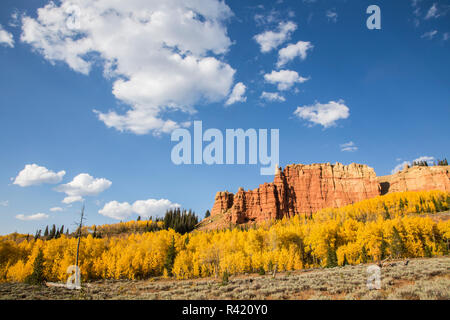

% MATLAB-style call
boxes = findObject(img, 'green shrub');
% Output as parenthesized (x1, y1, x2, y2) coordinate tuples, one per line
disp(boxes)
(258, 266, 266, 275)
(222, 271, 229, 285)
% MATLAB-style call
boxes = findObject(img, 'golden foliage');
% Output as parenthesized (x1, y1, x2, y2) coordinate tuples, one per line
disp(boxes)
(314, 190, 449, 223)
(1, 191, 449, 282)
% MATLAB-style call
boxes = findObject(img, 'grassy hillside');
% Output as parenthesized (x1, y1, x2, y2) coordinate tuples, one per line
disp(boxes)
(0, 256, 448, 300)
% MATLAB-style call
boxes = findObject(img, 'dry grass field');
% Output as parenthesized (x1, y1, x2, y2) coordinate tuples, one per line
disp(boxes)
(0, 256, 448, 300)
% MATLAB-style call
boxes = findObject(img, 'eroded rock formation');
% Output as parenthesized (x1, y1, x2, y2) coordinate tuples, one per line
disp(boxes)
(378, 165, 450, 194)
(209, 163, 450, 225)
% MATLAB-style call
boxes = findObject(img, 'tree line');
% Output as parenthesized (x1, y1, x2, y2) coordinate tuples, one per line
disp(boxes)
(28, 208, 199, 241)
(412, 158, 448, 167)
(34, 225, 69, 241)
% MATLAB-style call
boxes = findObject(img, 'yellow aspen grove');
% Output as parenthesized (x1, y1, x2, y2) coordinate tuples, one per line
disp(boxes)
(0, 191, 449, 282)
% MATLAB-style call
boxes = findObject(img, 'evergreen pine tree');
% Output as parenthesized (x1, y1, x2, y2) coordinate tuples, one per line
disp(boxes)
(49, 224, 56, 239)
(163, 208, 199, 234)
(390, 227, 406, 258)
(222, 271, 229, 285)
(164, 237, 177, 276)
(326, 246, 338, 268)
(25, 249, 46, 285)
(258, 266, 266, 275)
(423, 244, 432, 258)
(432, 198, 440, 212)
(383, 204, 391, 220)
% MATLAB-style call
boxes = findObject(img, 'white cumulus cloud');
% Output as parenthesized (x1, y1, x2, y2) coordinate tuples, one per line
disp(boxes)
(225, 82, 247, 106)
(254, 21, 297, 53)
(99, 198, 180, 220)
(340, 141, 358, 152)
(264, 69, 309, 91)
(98, 201, 133, 220)
(62, 196, 83, 204)
(0, 24, 14, 47)
(13, 164, 66, 187)
(261, 91, 286, 102)
(55, 173, 112, 203)
(20, 0, 236, 135)
(293, 100, 350, 128)
(0, 200, 9, 207)
(16, 213, 49, 221)
(277, 41, 313, 68)
(50, 207, 64, 212)
(132, 199, 180, 218)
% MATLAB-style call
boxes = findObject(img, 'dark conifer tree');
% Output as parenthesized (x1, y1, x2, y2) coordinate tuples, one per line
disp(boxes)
(390, 227, 406, 258)
(34, 230, 41, 241)
(49, 224, 56, 239)
(25, 249, 46, 285)
(164, 236, 177, 276)
(163, 208, 198, 234)
(326, 246, 338, 268)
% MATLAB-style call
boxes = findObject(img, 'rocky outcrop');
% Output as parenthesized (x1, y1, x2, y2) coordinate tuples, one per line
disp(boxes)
(378, 165, 450, 194)
(211, 163, 381, 224)
(209, 163, 450, 225)
(211, 191, 234, 217)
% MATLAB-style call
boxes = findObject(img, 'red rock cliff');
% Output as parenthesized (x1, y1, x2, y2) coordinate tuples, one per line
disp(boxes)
(209, 163, 450, 225)
(211, 163, 381, 224)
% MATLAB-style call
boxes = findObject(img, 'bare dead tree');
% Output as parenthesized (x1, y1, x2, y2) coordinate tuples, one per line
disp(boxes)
(73, 204, 86, 288)
(75, 204, 85, 269)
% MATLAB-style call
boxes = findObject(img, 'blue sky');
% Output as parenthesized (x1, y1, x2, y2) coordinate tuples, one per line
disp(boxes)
(0, 0, 449, 235)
